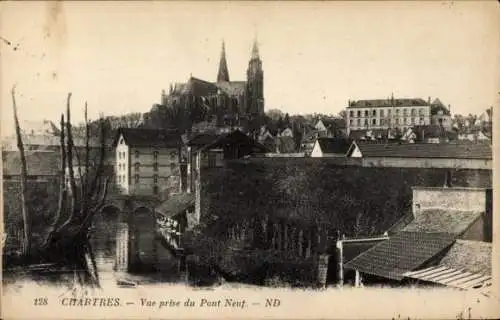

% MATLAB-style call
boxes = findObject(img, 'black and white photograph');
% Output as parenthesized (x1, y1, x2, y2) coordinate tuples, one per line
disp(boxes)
(1, 1, 499, 319)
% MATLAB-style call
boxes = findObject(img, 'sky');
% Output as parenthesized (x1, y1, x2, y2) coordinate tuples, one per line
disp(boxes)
(1, 1, 499, 136)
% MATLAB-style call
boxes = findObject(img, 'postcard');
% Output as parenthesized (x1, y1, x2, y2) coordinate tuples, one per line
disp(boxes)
(1, 1, 499, 319)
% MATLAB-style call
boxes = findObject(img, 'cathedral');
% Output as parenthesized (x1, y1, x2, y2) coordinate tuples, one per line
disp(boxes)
(160, 39, 265, 128)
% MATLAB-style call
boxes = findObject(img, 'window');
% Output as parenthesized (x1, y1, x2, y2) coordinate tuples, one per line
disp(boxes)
(411, 117, 415, 124)
(153, 174, 158, 183)
(350, 119, 353, 125)
(388, 109, 392, 115)
(380, 110, 385, 117)
(364, 119, 368, 126)
(411, 108, 416, 116)
(396, 118, 400, 125)
(119, 138, 124, 145)
(135, 162, 140, 172)
(153, 185, 158, 195)
(135, 174, 139, 184)
(419, 108, 425, 115)
(357, 111, 361, 117)
(395, 108, 400, 114)
(364, 110, 369, 117)
(372, 119, 376, 125)
(170, 151, 177, 160)
(153, 162, 158, 171)
(135, 150, 140, 159)
(403, 109, 408, 116)
(153, 151, 159, 160)
(372, 110, 376, 116)
(420, 117, 425, 124)
(404, 117, 408, 124)
(350, 111, 354, 117)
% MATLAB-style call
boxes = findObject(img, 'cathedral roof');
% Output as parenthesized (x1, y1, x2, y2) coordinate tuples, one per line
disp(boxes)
(181, 77, 219, 96)
(216, 81, 246, 96)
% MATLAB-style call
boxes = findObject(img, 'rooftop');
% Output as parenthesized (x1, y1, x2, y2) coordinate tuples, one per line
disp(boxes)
(114, 128, 183, 148)
(403, 209, 482, 235)
(344, 231, 456, 280)
(348, 98, 429, 109)
(348, 141, 492, 160)
(316, 138, 351, 154)
(3, 150, 61, 176)
(439, 239, 492, 275)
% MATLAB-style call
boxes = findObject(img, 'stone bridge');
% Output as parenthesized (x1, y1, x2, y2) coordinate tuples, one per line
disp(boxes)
(91, 193, 193, 276)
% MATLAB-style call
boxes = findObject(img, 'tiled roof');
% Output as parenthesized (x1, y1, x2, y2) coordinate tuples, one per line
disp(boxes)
(353, 142, 492, 159)
(316, 138, 351, 154)
(439, 240, 492, 275)
(155, 193, 195, 218)
(202, 130, 269, 153)
(320, 118, 346, 129)
(216, 81, 246, 96)
(387, 211, 414, 235)
(2, 150, 61, 176)
(115, 128, 183, 148)
(348, 98, 429, 109)
(187, 133, 220, 147)
(403, 209, 482, 235)
(349, 129, 390, 140)
(344, 232, 456, 280)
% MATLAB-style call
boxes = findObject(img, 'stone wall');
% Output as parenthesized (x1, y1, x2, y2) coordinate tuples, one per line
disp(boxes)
(412, 187, 488, 213)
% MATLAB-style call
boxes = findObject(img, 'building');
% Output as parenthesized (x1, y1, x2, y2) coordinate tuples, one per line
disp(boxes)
(310, 138, 351, 158)
(429, 98, 452, 130)
(113, 128, 183, 196)
(346, 96, 432, 136)
(159, 40, 265, 127)
(344, 186, 492, 290)
(346, 141, 492, 169)
(2, 150, 60, 183)
(315, 118, 346, 137)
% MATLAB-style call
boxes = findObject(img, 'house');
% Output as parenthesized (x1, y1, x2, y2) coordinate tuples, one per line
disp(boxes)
(2, 150, 61, 183)
(187, 133, 224, 169)
(310, 138, 351, 158)
(344, 186, 492, 289)
(276, 136, 296, 153)
(315, 118, 346, 137)
(113, 128, 183, 196)
(346, 141, 492, 169)
(300, 130, 320, 154)
(346, 97, 432, 136)
(279, 127, 294, 138)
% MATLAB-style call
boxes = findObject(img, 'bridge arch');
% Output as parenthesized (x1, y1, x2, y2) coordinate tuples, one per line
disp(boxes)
(90, 205, 122, 272)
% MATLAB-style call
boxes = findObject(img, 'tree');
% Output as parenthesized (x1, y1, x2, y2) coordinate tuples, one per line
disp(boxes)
(11, 86, 32, 258)
(13, 90, 111, 287)
(43, 94, 111, 287)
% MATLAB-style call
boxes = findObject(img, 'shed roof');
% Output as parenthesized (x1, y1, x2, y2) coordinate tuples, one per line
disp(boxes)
(439, 239, 492, 275)
(402, 209, 482, 235)
(155, 193, 195, 218)
(344, 231, 456, 280)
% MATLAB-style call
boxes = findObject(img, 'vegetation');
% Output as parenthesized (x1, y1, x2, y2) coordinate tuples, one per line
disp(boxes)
(10, 88, 112, 288)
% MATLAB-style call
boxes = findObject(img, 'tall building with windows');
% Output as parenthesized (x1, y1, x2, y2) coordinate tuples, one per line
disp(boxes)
(113, 128, 183, 196)
(346, 96, 432, 136)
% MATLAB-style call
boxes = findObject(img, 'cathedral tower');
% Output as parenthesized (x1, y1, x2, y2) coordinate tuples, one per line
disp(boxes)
(217, 41, 230, 82)
(246, 38, 264, 115)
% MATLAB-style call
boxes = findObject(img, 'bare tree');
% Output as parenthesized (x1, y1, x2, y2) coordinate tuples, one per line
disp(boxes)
(11, 85, 32, 258)
(40, 93, 110, 287)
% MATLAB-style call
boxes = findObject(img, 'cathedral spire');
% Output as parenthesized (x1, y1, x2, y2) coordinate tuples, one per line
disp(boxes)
(251, 37, 260, 60)
(217, 40, 230, 82)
